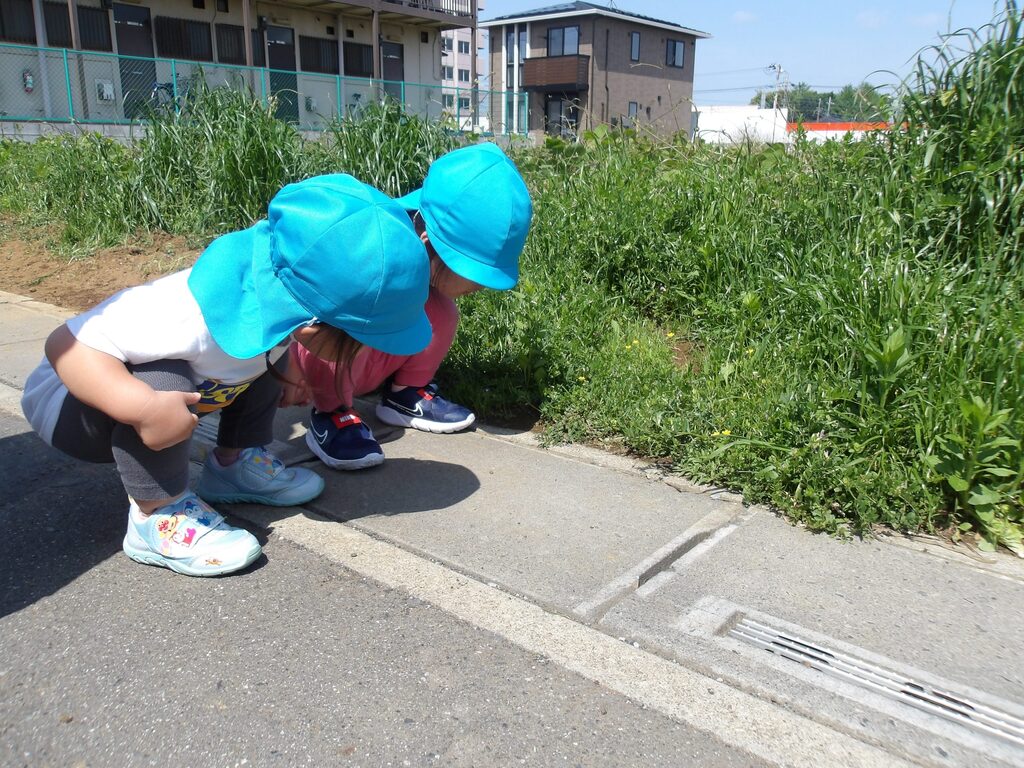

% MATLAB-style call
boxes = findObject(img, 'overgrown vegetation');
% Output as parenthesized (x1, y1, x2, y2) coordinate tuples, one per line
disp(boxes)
(0, 89, 455, 247)
(0, 4, 1020, 552)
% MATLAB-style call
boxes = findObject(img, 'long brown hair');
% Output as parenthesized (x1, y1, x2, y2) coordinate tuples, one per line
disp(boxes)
(266, 325, 365, 409)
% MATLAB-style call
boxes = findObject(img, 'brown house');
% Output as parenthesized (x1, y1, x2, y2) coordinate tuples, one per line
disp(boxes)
(480, 1, 708, 140)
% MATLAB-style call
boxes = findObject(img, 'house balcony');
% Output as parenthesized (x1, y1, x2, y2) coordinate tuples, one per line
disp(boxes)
(521, 55, 589, 92)
(378, 0, 474, 24)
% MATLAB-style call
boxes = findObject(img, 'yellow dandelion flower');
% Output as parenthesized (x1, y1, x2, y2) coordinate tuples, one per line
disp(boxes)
(711, 431, 721, 436)
(578, 375, 587, 382)
(722, 429, 732, 436)
(666, 332, 675, 338)
(745, 347, 754, 355)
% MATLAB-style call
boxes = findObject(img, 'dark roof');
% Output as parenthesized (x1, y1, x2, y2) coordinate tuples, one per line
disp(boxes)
(481, 2, 710, 38)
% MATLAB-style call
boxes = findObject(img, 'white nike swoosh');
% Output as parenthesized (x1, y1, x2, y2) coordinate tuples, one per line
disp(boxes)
(394, 402, 424, 418)
(311, 424, 329, 442)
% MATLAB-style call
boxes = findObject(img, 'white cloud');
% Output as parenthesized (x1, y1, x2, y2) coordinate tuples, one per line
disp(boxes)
(856, 10, 886, 29)
(732, 10, 757, 24)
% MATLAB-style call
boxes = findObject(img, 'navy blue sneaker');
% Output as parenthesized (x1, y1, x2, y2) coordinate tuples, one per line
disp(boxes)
(375, 383, 476, 433)
(304, 409, 384, 470)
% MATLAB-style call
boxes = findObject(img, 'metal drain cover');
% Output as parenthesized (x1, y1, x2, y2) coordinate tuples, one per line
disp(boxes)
(730, 616, 1024, 748)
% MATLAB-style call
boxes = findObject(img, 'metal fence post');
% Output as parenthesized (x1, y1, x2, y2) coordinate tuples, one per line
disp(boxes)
(62, 48, 74, 121)
(171, 59, 179, 113)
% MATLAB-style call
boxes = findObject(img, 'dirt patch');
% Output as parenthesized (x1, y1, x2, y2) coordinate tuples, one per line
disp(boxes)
(0, 232, 199, 311)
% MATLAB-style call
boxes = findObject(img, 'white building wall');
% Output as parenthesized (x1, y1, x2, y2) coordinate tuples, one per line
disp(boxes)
(694, 105, 790, 145)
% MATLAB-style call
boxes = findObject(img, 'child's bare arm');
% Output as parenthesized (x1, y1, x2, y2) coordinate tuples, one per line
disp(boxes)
(45, 323, 201, 450)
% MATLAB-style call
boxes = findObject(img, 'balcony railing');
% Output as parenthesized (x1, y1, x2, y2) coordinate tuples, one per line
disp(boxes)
(521, 55, 589, 92)
(381, 0, 474, 18)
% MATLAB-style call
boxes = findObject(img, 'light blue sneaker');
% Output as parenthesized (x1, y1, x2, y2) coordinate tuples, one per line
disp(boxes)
(123, 492, 261, 577)
(196, 446, 324, 506)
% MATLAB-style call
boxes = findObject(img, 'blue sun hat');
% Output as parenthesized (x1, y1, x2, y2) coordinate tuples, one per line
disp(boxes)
(395, 143, 532, 290)
(188, 174, 431, 359)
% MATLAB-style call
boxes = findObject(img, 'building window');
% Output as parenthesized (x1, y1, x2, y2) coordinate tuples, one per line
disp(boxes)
(300, 35, 339, 74)
(343, 41, 373, 78)
(457, 68, 469, 83)
(628, 101, 638, 118)
(547, 25, 578, 56)
(217, 25, 263, 65)
(215, 23, 245, 64)
(518, 28, 526, 84)
(216, 0, 228, 11)
(43, 3, 70, 46)
(442, 64, 453, 80)
(666, 39, 684, 68)
(458, 39, 470, 54)
(442, 36, 452, 52)
(505, 28, 514, 88)
(0, 0, 36, 44)
(46, 2, 113, 52)
(630, 31, 640, 62)
(155, 16, 213, 61)
(442, 93, 454, 108)
(78, 5, 112, 51)
(458, 96, 470, 109)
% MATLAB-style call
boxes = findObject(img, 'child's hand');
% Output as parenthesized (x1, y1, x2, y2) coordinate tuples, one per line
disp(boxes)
(278, 375, 312, 408)
(133, 391, 201, 450)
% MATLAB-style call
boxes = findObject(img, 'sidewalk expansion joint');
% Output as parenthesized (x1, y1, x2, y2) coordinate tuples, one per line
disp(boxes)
(572, 505, 755, 624)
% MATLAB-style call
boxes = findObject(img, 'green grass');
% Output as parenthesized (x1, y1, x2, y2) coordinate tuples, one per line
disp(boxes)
(0, 4, 1021, 553)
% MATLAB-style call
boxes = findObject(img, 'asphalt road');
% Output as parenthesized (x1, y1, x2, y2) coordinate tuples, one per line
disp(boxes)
(0, 410, 766, 768)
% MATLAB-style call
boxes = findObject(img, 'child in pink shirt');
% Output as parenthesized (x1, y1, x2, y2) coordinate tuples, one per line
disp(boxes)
(284, 143, 533, 470)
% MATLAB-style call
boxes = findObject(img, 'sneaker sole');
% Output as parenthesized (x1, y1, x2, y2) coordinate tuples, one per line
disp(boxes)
(375, 404, 476, 434)
(196, 474, 325, 507)
(304, 430, 385, 471)
(123, 538, 261, 577)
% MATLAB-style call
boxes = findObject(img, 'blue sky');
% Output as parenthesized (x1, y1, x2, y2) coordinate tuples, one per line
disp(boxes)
(480, 1, 1006, 104)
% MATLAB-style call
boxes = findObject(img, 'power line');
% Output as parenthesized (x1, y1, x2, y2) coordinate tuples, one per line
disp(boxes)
(693, 84, 775, 94)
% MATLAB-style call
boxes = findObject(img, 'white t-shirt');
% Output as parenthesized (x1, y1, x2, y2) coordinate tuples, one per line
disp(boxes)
(21, 269, 285, 445)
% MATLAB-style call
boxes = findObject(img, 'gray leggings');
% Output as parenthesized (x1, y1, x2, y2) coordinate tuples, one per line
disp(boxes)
(51, 359, 280, 501)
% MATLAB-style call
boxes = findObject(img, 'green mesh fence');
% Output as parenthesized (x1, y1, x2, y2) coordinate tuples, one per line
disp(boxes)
(0, 42, 527, 135)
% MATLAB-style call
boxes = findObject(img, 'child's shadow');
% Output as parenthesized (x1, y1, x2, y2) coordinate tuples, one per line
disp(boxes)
(305, 456, 481, 522)
(0, 430, 126, 619)
(262, 404, 482, 522)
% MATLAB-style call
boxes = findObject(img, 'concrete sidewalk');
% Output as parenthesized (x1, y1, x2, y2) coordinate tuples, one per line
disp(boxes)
(2, 289, 1023, 768)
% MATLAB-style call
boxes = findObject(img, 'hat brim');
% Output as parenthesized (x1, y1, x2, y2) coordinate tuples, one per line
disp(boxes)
(190, 221, 434, 359)
(400, 187, 518, 290)
(346, 306, 433, 356)
(189, 222, 311, 360)
(394, 188, 422, 211)
(427, 229, 518, 290)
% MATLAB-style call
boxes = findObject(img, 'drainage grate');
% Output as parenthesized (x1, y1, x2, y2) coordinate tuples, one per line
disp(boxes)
(730, 616, 1024, 748)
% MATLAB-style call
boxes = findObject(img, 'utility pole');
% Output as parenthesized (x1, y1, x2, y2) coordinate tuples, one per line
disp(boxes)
(768, 63, 785, 111)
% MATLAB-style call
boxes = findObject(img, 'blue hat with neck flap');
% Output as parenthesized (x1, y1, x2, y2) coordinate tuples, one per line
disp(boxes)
(395, 143, 532, 290)
(189, 174, 431, 359)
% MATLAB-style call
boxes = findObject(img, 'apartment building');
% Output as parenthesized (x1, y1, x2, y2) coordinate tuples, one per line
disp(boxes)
(437, 0, 485, 127)
(0, 0, 478, 126)
(480, 1, 708, 139)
